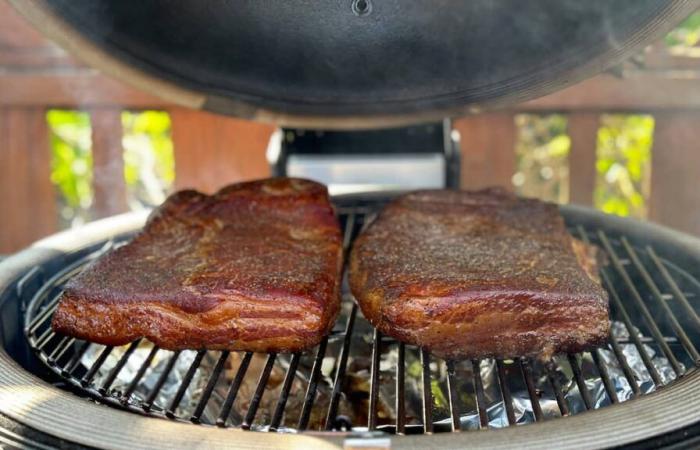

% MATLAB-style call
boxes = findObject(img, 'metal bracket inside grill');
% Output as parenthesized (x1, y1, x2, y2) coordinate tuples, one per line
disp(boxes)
(21, 202, 700, 435)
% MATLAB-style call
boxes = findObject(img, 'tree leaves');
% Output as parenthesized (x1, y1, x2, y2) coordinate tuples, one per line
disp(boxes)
(594, 115, 654, 219)
(514, 114, 570, 204)
(48, 109, 175, 227)
(121, 110, 175, 210)
(47, 109, 93, 227)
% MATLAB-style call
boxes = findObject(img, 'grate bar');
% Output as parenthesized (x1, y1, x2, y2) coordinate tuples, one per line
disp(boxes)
(47, 336, 74, 365)
(421, 349, 433, 434)
(297, 338, 328, 431)
(99, 340, 142, 395)
(80, 345, 114, 386)
(16, 265, 43, 302)
(591, 349, 619, 404)
(166, 350, 206, 417)
(27, 297, 60, 336)
(519, 358, 543, 421)
(34, 327, 55, 351)
(607, 329, 642, 396)
(62, 341, 91, 376)
(368, 329, 382, 430)
(598, 231, 683, 375)
(574, 226, 660, 388)
(601, 271, 663, 387)
(242, 353, 278, 430)
(216, 352, 253, 427)
(622, 238, 700, 362)
(545, 360, 570, 416)
(324, 304, 358, 430)
(445, 360, 461, 432)
(143, 350, 181, 411)
(121, 345, 159, 403)
(472, 359, 489, 428)
(191, 351, 230, 423)
(647, 247, 700, 330)
(495, 360, 516, 425)
(395, 342, 406, 435)
(568, 354, 593, 410)
(269, 352, 301, 431)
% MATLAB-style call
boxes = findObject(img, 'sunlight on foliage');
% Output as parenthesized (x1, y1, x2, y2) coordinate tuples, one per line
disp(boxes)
(121, 110, 175, 210)
(665, 11, 700, 48)
(46, 109, 93, 227)
(595, 115, 654, 219)
(48, 109, 175, 228)
(513, 114, 570, 204)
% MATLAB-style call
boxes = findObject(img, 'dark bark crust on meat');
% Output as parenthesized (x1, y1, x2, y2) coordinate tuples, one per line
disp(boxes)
(52, 177, 343, 353)
(349, 188, 610, 359)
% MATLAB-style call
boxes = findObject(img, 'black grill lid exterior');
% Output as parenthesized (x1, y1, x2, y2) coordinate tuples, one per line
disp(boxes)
(12, 0, 700, 128)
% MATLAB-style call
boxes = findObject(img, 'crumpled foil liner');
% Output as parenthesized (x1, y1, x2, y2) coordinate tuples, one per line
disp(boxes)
(80, 318, 683, 432)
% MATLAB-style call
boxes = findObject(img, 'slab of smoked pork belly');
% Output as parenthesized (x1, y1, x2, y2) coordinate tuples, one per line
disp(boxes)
(349, 187, 609, 360)
(52, 178, 343, 353)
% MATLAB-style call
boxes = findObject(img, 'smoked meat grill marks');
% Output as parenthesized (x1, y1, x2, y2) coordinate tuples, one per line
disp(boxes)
(52, 178, 343, 353)
(349, 188, 610, 359)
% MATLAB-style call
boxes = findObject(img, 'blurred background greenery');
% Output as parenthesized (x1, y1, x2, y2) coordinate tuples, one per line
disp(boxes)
(665, 11, 700, 49)
(47, 109, 175, 228)
(121, 110, 175, 210)
(46, 109, 93, 228)
(595, 115, 654, 219)
(46, 108, 658, 226)
(513, 114, 570, 204)
(513, 113, 654, 220)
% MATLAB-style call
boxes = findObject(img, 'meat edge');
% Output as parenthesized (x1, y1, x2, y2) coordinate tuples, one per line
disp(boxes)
(350, 257, 609, 360)
(51, 290, 341, 354)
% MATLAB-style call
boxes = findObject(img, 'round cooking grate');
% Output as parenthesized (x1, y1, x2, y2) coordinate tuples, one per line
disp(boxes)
(21, 201, 700, 435)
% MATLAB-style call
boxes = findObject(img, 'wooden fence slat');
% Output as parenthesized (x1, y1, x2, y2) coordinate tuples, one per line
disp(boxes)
(0, 0, 47, 48)
(453, 113, 516, 190)
(90, 108, 127, 218)
(6, 73, 700, 111)
(568, 113, 600, 206)
(170, 108, 274, 193)
(0, 107, 56, 253)
(0, 73, 171, 109)
(522, 73, 700, 112)
(649, 113, 700, 235)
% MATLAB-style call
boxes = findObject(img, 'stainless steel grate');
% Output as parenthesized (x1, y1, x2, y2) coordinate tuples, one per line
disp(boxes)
(22, 202, 700, 434)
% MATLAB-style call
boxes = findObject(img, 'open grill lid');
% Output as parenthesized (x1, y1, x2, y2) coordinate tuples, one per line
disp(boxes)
(11, 0, 700, 128)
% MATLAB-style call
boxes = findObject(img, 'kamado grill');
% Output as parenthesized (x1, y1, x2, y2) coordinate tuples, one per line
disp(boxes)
(2, 1, 700, 449)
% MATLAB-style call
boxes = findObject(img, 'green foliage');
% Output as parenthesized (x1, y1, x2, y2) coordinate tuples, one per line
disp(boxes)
(514, 114, 570, 203)
(46, 109, 93, 227)
(121, 110, 175, 209)
(47, 109, 175, 228)
(515, 113, 653, 219)
(594, 115, 654, 219)
(665, 11, 700, 48)
(431, 379, 449, 409)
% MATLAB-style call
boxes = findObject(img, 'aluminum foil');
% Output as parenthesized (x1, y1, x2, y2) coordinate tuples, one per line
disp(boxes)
(80, 318, 683, 432)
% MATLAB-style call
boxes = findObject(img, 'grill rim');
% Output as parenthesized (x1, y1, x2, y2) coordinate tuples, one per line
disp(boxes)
(1, 205, 700, 449)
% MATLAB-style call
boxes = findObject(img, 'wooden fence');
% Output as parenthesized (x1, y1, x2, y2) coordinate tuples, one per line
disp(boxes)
(2, 1, 700, 253)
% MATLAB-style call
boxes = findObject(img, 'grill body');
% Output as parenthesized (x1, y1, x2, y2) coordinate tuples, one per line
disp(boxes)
(0, 196, 699, 449)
